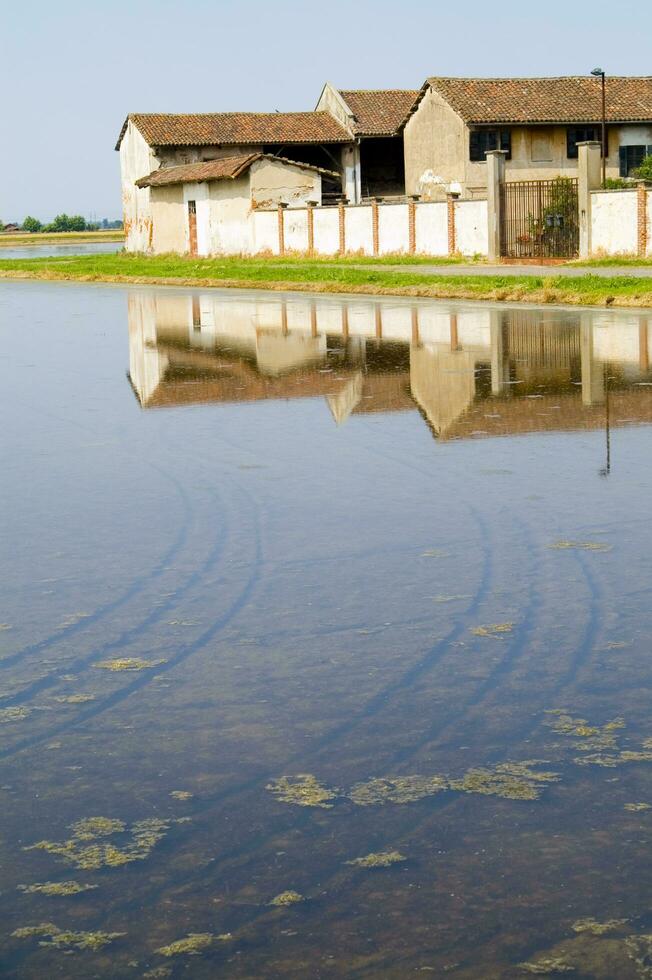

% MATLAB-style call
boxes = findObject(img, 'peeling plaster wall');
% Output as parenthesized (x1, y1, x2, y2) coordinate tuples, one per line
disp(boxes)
(120, 121, 158, 251)
(150, 185, 186, 254)
(591, 190, 638, 254)
(249, 158, 321, 209)
(404, 88, 466, 198)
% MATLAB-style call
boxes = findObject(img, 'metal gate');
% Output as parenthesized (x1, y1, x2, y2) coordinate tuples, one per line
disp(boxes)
(500, 178, 579, 259)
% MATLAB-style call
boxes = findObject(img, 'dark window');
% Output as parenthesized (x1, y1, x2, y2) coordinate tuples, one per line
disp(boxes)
(187, 200, 196, 214)
(619, 145, 652, 177)
(469, 130, 511, 162)
(566, 127, 604, 159)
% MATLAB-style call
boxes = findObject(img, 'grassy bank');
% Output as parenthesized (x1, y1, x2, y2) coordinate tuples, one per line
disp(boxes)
(0, 229, 124, 247)
(1, 251, 652, 308)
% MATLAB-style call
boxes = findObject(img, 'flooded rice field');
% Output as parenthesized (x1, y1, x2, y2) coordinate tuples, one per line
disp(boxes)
(0, 241, 122, 259)
(2, 280, 652, 978)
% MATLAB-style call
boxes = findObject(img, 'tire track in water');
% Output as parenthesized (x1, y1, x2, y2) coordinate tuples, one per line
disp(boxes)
(0, 461, 193, 673)
(0, 474, 263, 762)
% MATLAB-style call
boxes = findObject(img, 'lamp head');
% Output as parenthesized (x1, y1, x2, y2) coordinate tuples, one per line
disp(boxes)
(591, 68, 605, 77)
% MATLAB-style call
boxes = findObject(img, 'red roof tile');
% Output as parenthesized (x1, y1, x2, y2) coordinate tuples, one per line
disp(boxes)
(135, 153, 338, 188)
(425, 76, 652, 124)
(338, 90, 420, 135)
(117, 111, 351, 150)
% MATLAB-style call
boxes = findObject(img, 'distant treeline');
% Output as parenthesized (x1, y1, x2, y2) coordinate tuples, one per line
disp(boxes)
(1, 215, 123, 233)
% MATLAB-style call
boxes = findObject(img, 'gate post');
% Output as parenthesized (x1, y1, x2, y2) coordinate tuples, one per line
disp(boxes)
(486, 150, 507, 262)
(577, 141, 602, 259)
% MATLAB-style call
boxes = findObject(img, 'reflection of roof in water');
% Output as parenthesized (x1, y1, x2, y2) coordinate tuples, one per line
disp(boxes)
(444, 389, 652, 441)
(139, 343, 413, 413)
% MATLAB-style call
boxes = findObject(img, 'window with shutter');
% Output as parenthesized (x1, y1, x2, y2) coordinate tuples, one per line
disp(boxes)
(469, 130, 512, 162)
(567, 126, 602, 159)
(619, 145, 652, 177)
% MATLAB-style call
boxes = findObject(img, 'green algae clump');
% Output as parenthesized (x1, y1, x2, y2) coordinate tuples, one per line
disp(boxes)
(54, 694, 96, 704)
(450, 761, 559, 801)
(24, 815, 174, 871)
(624, 802, 651, 812)
(18, 880, 98, 896)
(0, 706, 31, 723)
(156, 933, 214, 957)
(346, 851, 406, 868)
(94, 658, 167, 671)
(519, 956, 576, 973)
(266, 774, 339, 808)
(270, 890, 304, 907)
(348, 775, 447, 806)
(170, 790, 193, 800)
(12, 923, 124, 951)
(470, 622, 513, 637)
(572, 918, 628, 935)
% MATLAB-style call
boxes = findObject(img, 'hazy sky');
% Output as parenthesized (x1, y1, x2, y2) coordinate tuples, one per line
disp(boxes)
(2, 0, 651, 221)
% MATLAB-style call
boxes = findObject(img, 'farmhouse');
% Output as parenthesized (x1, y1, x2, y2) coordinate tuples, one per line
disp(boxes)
(403, 76, 652, 198)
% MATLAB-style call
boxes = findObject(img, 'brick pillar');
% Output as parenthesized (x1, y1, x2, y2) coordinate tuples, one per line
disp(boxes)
(307, 202, 316, 256)
(447, 193, 459, 256)
(338, 202, 346, 256)
(372, 199, 380, 257)
(310, 301, 318, 337)
(408, 197, 418, 254)
(341, 305, 349, 340)
(277, 203, 287, 256)
(449, 312, 459, 351)
(411, 306, 419, 346)
(638, 184, 648, 258)
(375, 305, 382, 339)
(281, 300, 288, 336)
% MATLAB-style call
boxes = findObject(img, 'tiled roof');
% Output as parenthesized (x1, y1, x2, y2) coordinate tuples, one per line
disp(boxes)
(338, 89, 420, 135)
(135, 153, 338, 188)
(117, 111, 351, 150)
(425, 76, 652, 124)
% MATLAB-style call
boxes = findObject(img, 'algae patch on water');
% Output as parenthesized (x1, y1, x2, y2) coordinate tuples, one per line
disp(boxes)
(18, 880, 99, 896)
(170, 790, 193, 800)
(270, 890, 304, 907)
(156, 933, 215, 956)
(346, 851, 406, 868)
(518, 956, 576, 974)
(54, 694, 96, 704)
(470, 622, 514, 637)
(624, 802, 651, 812)
(24, 815, 177, 871)
(572, 918, 628, 935)
(12, 922, 124, 950)
(548, 540, 611, 552)
(449, 761, 560, 801)
(0, 706, 31, 723)
(93, 658, 167, 671)
(266, 774, 339, 808)
(348, 775, 448, 806)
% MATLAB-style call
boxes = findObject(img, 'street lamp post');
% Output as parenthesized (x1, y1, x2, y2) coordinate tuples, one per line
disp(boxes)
(591, 68, 607, 188)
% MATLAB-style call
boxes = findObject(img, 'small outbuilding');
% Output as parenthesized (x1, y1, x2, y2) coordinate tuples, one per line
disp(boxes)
(135, 152, 337, 255)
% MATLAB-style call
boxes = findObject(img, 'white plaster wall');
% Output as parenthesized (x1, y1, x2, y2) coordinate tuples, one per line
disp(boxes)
(251, 211, 280, 255)
(313, 208, 340, 254)
(206, 176, 251, 255)
(284, 209, 310, 252)
(591, 190, 638, 255)
(183, 183, 210, 255)
(250, 158, 321, 208)
(455, 200, 488, 256)
(414, 202, 448, 255)
(378, 204, 409, 254)
(120, 121, 158, 251)
(345, 206, 374, 254)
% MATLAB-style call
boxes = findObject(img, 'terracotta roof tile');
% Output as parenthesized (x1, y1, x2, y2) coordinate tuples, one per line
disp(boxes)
(135, 153, 338, 188)
(426, 76, 652, 124)
(338, 89, 420, 135)
(118, 111, 351, 150)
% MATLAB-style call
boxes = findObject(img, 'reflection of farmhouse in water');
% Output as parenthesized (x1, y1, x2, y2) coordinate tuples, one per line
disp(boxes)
(128, 291, 652, 440)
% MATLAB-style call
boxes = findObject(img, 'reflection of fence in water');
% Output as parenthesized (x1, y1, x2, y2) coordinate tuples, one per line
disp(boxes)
(504, 312, 580, 369)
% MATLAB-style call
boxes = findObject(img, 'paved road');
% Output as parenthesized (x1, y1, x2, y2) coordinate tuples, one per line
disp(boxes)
(356, 263, 652, 278)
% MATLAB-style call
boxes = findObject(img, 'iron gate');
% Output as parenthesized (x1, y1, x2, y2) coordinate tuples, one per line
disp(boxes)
(500, 178, 579, 259)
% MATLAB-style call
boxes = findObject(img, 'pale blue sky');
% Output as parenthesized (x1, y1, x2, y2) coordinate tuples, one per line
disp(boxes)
(2, 0, 651, 221)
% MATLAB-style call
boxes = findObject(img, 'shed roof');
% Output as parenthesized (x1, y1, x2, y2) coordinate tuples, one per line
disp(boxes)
(423, 76, 652, 125)
(135, 153, 338, 188)
(338, 89, 420, 135)
(116, 111, 351, 150)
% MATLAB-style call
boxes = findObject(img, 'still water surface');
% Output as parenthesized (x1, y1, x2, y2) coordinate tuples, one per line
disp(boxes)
(2, 281, 652, 978)
(0, 241, 122, 259)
